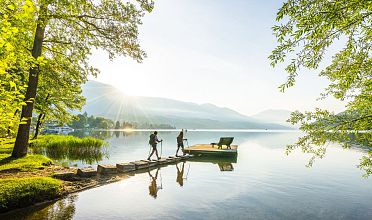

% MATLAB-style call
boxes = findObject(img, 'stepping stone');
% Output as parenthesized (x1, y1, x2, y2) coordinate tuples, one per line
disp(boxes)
(180, 154, 193, 160)
(77, 167, 97, 177)
(166, 157, 177, 163)
(53, 171, 76, 180)
(116, 163, 136, 173)
(168, 156, 182, 162)
(97, 164, 117, 174)
(157, 158, 169, 165)
(140, 160, 157, 167)
(130, 160, 149, 170)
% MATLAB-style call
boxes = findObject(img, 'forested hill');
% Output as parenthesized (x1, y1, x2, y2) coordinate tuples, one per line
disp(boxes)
(81, 81, 291, 129)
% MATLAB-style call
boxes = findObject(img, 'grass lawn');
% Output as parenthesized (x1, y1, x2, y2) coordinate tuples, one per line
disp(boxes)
(0, 154, 52, 172)
(0, 177, 62, 212)
(0, 138, 14, 154)
(0, 138, 52, 172)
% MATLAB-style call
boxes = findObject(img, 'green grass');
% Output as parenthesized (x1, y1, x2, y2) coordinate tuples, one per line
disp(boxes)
(31, 135, 106, 149)
(0, 138, 15, 154)
(31, 135, 107, 164)
(0, 138, 53, 172)
(0, 177, 62, 212)
(0, 154, 52, 172)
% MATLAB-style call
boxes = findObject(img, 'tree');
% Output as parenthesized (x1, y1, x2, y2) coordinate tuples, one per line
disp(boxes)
(11, 0, 154, 158)
(115, 121, 121, 129)
(270, 0, 372, 175)
(70, 113, 87, 129)
(32, 66, 86, 139)
(0, 0, 35, 137)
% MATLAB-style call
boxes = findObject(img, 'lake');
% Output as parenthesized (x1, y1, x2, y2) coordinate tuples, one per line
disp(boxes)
(3, 130, 372, 220)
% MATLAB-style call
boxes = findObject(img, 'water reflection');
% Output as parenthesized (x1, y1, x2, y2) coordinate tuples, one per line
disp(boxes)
(32, 144, 108, 166)
(176, 162, 185, 187)
(3, 131, 372, 220)
(148, 168, 161, 199)
(218, 163, 234, 171)
(1, 195, 77, 220)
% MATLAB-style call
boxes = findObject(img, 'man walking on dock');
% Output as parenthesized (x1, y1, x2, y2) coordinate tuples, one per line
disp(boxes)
(148, 131, 162, 160)
(176, 131, 185, 156)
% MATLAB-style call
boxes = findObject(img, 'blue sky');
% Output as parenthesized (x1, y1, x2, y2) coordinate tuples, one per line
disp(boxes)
(89, 0, 346, 115)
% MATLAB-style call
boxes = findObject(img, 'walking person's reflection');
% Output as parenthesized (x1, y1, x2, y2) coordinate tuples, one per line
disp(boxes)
(176, 162, 185, 187)
(148, 168, 160, 198)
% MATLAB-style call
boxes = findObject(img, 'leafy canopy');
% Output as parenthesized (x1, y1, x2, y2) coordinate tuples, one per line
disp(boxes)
(270, 0, 372, 176)
(0, 0, 36, 136)
(1, 0, 154, 138)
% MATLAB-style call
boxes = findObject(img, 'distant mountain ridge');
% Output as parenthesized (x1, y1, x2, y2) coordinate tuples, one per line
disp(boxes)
(80, 80, 292, 129)
(249, 109, 295, 128)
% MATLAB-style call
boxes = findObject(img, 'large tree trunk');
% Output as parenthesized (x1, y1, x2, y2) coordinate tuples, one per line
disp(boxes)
(12, 21, 46, 158)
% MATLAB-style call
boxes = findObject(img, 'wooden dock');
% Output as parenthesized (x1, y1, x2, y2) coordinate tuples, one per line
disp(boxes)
(184, 144, 238, 157)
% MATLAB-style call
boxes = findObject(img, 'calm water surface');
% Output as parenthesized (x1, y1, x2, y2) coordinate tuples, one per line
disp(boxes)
(3, 130, 372, 220)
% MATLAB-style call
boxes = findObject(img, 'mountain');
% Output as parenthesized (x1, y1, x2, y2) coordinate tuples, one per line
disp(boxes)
(80, 80, 290, 129)
(250, 109, 295, 128)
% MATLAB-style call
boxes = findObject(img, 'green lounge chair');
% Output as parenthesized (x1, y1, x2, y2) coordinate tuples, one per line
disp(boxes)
(211, 137, 234, 149)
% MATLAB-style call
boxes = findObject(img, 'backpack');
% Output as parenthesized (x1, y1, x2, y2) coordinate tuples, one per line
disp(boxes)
(177, 134, 183, 144)
(149, 133, 156, 145)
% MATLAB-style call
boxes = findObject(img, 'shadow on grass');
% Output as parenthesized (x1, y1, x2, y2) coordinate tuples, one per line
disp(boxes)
(0, 156, 20, 173)
(0, 154, 52, 173)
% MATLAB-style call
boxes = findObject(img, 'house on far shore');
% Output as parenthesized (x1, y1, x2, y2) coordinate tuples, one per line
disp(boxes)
(42, 123, 74, 135)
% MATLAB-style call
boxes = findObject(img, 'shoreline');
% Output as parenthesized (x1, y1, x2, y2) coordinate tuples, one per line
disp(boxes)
(0, 169, 131, 217)
(0, 164, 131, 215)
(0, 156, 188, 214)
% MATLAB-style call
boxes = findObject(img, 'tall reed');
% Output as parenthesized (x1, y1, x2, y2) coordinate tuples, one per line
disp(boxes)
(31, 135, 108, 164)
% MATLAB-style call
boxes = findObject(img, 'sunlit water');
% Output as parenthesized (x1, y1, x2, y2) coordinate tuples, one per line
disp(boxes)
(3, 130, 372, 220)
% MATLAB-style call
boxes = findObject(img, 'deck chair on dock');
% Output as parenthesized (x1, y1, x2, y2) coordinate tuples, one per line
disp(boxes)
(211, 137, 234, 149)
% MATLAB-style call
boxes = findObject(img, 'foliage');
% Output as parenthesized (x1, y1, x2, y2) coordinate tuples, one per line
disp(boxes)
(115, 120, 121, 129)
(270, 0, 372, 175)
(34, 70, 86, 126)
(0, 0, 36, 137)
(7, 0, 154, 157)
(70, 112, 114, 129)
(30, 135, 107, 164)
(0, 177, 61, 212)
(69, 113, 176, 130)
(0, 137, 52, 171)
(0, 138, 14, 154)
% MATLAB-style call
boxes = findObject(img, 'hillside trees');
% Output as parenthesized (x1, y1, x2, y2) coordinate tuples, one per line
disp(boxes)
(7, 0, 154, 158)
(270, 0, 372, 175)
(70, 113, 114, 129)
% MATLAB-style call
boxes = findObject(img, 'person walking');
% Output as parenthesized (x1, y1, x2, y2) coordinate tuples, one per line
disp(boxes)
(148, 168, 160, 198)
(176, 131, 185, 156)
(148, 131, 162, 160)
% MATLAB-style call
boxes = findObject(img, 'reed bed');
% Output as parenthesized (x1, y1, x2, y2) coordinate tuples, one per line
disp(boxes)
(31, 135, 108, 164)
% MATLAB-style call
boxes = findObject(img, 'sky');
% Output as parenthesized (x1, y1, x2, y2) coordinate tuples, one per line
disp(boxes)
(89, 0, 346, 116)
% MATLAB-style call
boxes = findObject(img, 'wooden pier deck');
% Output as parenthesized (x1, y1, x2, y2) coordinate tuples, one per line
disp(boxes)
(184, 144, 238, 157)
